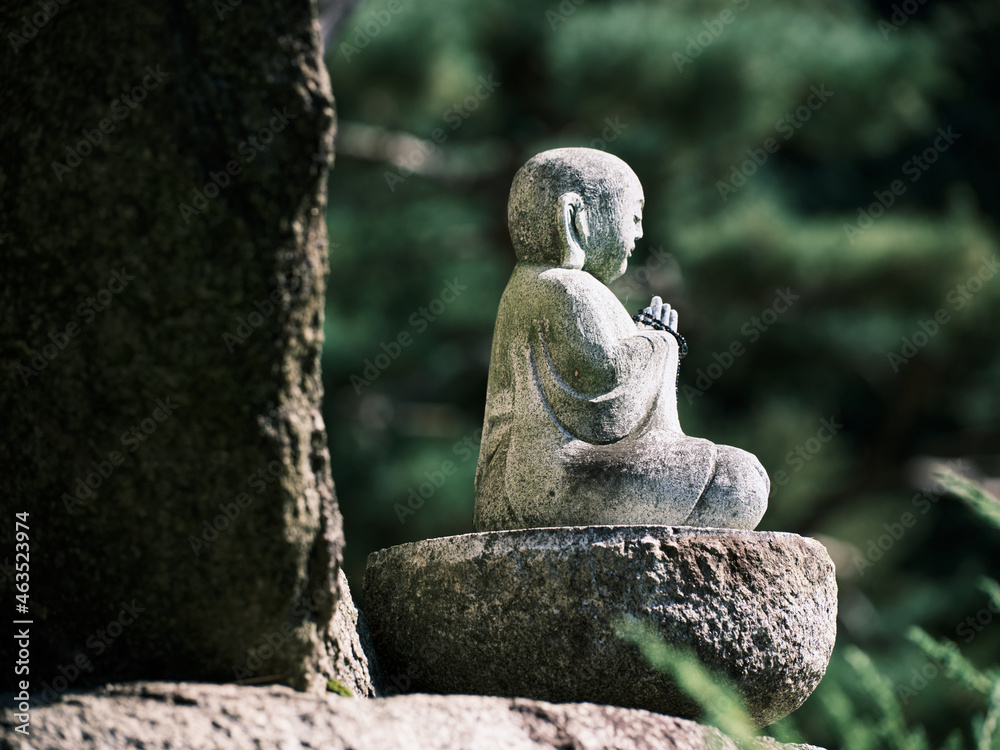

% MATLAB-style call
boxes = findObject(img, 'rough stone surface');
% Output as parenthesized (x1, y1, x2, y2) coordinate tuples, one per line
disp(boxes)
(474, 147, 768, 532)
(364, 526, 837, 726)
(0, 1, 347, 692)
(326, 570, 382, 697)
(0, 681, 824, 749)
(753, 740, 824, 750)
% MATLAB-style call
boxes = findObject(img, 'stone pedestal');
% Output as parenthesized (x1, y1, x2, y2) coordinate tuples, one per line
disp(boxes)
(363, 526, 837, 726)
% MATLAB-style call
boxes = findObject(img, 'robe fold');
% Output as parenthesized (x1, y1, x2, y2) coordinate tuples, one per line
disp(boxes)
(474, 264, 728, 531)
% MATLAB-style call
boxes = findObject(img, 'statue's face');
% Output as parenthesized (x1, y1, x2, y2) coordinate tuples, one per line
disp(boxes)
(583, 177, 644, 284)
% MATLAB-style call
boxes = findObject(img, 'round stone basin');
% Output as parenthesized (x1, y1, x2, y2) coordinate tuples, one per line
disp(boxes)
(362, 525, 837, 726)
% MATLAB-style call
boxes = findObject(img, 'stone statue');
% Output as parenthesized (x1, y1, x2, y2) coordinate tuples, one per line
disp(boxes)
(474, 147, 769, 531)
(368, 152, 835, 717)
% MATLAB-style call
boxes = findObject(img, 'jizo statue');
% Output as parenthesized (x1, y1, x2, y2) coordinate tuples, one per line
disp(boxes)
(474, 148, 769, 531)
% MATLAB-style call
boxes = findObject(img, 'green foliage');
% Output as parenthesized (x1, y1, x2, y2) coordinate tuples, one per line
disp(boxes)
(802, 475, 1000, 749)
(322, 0, 1000, 745)
(840, 645, 928, 750)
(907, 626, 996, 697)
(615, 616, 756, 741)
(931, 466, 1000, 535)
(617, 592, 1000, 748)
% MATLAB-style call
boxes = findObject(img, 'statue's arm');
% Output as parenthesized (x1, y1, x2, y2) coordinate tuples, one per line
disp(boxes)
(539, 281, 678, 390)
(532, 279, 673, 442)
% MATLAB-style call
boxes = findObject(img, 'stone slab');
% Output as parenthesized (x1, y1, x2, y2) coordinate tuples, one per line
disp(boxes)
(0, 0, 341, 692)
(0, 681, 825, 749)
(363, 526, 837, 726)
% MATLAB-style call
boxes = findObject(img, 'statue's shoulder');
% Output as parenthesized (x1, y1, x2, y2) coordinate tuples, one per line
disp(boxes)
(500, 265, 612, 324)
(511, 265, 603, 296)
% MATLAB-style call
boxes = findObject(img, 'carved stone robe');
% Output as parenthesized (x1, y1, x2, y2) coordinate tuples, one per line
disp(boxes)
(474, 264, 769, 532)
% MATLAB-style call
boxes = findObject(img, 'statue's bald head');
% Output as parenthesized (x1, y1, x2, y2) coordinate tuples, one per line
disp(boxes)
(508, 148, 643, 272)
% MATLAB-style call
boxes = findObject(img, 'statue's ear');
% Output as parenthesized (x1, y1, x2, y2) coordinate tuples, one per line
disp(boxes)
(559, 192, 588, 269)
